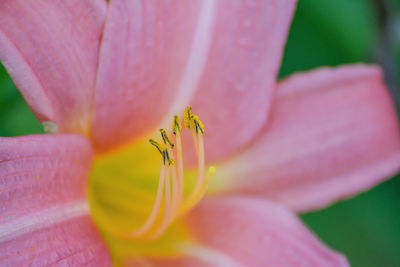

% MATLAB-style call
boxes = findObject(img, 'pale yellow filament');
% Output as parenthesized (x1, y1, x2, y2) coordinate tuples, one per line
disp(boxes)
(129, 163, 166, 237)
(131, 108, 212, 239)
(169, 155, 179, 219)
(174, 130, 184, 206)
(179, 133, 208, 216)
(183, 131, 204, 205)
(149, 167, 171, 239)
(190, 129, 199, 155)
(165, 142, 180, 223)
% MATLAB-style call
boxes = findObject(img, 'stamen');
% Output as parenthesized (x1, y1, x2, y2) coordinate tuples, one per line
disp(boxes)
(170, 165, 179, 218)
(133, 107, 211, 239)
(160, 129, 174, 149)
(178, 108, 210, 216)
(129, 163, 166, 237)
(160, 129, 181, 226)
(162, 150, 175, 166)
(192, 115, 204, 134)
(172, 115, 182, 135)
(180, 130, 205, 214)
(149, 139, 163, 155)
(183, 106, 193, 129)
(180, 166, 216, 216)
(149, 166, 171, 239)
(163, 138, 180, 224)
(173, 116, 184, 207)
(190, 128, 200, 155)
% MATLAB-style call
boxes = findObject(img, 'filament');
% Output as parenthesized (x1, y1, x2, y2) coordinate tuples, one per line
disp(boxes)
(184, 131, 204, 206)
(175, 130, 184, 205)
(148, 167, 171, 239)
(129, 108, 212, 239)
(129, 163, 166, 237)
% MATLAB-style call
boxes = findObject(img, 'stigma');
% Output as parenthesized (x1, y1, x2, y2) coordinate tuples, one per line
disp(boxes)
(128, 107, 213, 239)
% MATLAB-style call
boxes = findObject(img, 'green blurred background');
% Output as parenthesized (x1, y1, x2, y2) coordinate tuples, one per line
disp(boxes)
(1, 0, 400, 266)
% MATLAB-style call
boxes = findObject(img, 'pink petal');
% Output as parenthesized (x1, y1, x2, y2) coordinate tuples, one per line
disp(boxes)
(188, 0, 297, 163)
(0, 0, 106, 133)
(92, 0, 205, 150)
(1, 217, 110, 266)
(128, 196, 348, 266)
(92, 0, 296, 154)
(212, 64, 400, 212)
(0, 135, 111, 265)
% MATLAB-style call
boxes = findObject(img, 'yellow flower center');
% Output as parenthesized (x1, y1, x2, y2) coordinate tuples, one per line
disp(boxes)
(88, 107, 215, 261)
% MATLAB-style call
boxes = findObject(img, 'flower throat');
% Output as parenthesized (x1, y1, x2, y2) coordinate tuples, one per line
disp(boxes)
(89, 107, 214, 241)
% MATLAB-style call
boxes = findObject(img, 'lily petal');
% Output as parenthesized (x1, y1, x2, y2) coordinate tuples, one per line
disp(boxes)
(92, 0, 206, 150)
(212, 65, 400, 212)
(188, 0, 297, 163)
(0, 135, 111, 265)
(92, 0, 296, 155)
(128, 196, 348, 266)
(0, 0, 107, 133)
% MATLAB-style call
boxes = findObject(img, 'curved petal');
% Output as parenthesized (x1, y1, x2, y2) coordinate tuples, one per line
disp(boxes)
(126, 196, 348, 266)
(211, 65, 400, 212)
(92, 0, 296, 155)
(1, 217, 111, 266)
(187, 0, 297, 163)
(0, 0, 107, 133)
(92, 0, 206, 150)
(0, 134, 111, 265)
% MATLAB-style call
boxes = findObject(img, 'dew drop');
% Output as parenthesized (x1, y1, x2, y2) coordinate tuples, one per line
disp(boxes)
(42, 121, 58, 134)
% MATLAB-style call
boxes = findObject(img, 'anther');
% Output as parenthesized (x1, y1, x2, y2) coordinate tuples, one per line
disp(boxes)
(172, 115, 182, 135)
(141, 107, 209, 239)
(149, 139, 163, 155)
(162, 150, 175, 166)
(160, 129, 174, 148)
(192, 115, 204, 134)
(183, 106, 193, 129)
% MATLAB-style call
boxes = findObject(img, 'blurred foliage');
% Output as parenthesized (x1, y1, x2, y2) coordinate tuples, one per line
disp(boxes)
(280, 0, 379, 77)
(280, 0, 400, 266)
(0, 64, 43, 136)
(0, 0, 400, 266)
(302, 178, 400, 267)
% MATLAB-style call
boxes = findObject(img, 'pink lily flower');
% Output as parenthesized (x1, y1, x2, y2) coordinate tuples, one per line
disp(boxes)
(1, 0, 400, 266)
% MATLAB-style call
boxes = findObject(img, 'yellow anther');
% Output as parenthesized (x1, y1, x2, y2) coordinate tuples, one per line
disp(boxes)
(172, 115, 182, 135)
(183, 106, 193, 129)
(149, 139, 163, 155)
(162, 150, 175, 166)
(160, 129, 174, 148)
(192, 115, 204, 134)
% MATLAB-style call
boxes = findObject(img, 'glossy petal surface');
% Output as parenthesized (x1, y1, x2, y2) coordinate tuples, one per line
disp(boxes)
(0, 134, 111, 266)
(212, 65, 400, 212)
(0, 0, 106, 133)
